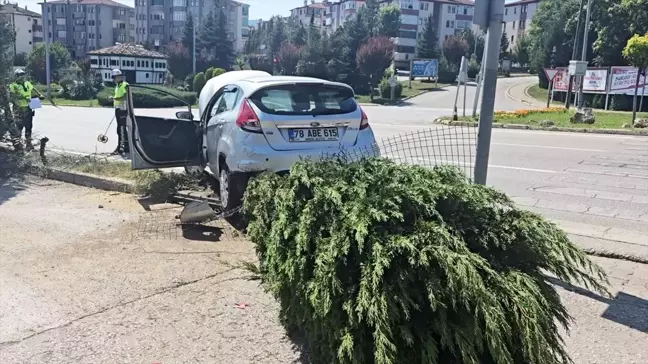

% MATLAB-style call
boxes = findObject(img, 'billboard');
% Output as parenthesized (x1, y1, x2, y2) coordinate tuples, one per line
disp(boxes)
(552, 67, 608, 93)
(609, 66, 648, 95)
(411, 59, 438, 78)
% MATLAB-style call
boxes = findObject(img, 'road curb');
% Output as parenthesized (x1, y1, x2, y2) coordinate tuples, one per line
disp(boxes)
(505, 83, 534, 106)
(434, 118, 648, 136)
(32, 166, 136, 193)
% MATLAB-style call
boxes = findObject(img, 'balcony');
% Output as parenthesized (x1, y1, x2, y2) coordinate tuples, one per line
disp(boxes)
(392, 37, 417, 47)
(393, 52, 414, 61)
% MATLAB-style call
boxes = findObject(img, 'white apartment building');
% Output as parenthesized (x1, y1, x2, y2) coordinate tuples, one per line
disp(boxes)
(502, 0, 540, 51)
(0, 3, 43, 57)
(135, 0, 249, 53)
(291, 0, 328, 28)
(89, 43, 167, 84)
(324, 0, 364, 35)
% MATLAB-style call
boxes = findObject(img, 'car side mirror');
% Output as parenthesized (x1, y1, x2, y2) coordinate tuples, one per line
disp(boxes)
(176, 111, 194, 120)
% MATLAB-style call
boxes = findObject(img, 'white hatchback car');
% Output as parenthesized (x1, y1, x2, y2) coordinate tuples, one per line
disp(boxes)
(127, 71, 379, 210)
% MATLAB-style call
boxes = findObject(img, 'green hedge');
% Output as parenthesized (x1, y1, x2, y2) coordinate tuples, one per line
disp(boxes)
(243, 158, 608, 364)
(97, 85, 197, 108)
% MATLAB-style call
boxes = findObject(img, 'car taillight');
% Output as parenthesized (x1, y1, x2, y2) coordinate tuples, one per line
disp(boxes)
(360, 107, 369, 130)
(236, 98, 262, 133)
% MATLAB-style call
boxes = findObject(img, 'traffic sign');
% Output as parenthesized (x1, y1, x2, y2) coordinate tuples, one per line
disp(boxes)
(544, 68, 559, 81)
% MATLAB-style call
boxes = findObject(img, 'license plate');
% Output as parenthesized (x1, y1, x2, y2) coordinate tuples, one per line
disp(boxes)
(289, 128, 339, 142)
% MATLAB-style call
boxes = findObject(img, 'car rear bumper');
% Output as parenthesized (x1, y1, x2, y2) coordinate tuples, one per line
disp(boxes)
(225, 128, 379, 173)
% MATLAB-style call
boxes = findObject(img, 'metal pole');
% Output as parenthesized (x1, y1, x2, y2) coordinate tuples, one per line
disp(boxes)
(566, 0, 585, 109)
(463, 76, 467, 116)
(474, 0, 505, 185)
(577, 0, 593, 108)
(472, 50, 487, 118)
(44, 0, 51, 99)
(192, 13, 196, 74)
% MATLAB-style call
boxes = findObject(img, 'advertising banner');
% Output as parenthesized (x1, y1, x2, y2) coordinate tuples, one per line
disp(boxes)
(609, 67, 648, 95)
(411, 59, 438, 78)
(552, 68, 608, 93)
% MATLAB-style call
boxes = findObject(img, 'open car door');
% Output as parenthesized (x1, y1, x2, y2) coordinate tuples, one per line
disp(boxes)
(126, 86, 203, 170)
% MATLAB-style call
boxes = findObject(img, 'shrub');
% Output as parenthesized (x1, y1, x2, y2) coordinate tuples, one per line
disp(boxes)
(97, 85, 196, 108)
(244, 158, 608, 364)
(205, 67, 214, 80)
(379, 78, 403, 99)
(212, 67, 226, 78)
(184, 73, 195, 91)
(193, 72, 206, 95)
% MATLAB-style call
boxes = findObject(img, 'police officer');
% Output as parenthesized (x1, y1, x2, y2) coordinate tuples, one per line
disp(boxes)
(8, 68, 41, 151)
(109, 69, 130, 155)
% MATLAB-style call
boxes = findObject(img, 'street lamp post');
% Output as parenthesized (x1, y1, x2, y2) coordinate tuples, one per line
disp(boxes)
(576, 0, 593, 109)
(566, 0, 586, 109)
(546, 46, 556, 108)
(44, 0, 51, 99)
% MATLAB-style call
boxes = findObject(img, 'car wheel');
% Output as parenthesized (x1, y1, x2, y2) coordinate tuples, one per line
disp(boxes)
(219, 165, 247, 212)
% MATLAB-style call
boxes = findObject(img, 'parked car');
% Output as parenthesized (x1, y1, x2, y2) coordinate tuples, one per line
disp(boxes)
(126, 71, 379, 210)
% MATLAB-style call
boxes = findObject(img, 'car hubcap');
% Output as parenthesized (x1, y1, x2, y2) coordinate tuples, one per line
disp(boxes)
(220, 169, 229, 208)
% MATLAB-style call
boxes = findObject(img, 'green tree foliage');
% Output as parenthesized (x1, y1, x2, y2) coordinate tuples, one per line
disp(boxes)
(417, 15, 440, 59)
(457, 28, 484, 60)
(181, 13, 194, 55)
(164, 41, 192, 80)
(268, 16, 287, 60)
(197, 1, 233, 70)
(356, 36, 394, 98)
(212, 68, 226, 78)
(277, 42, 300, 75)
(27, 42, 73, 84)
(513, 33, 531, 67)
(205, 67, 214, 80)
(13, 52, 27, 67)
(244, 158, 608, 364)
(291, 24, 308, 46)
(442, 36, 469, 67)
(377, 3, 401, 37)
(593, 0, 648, 67)
(193, 72, 206, 95)
(622, 33, 648, 123)
(1, 17, 15, 136)
(362, 0, 380, 36)
(500, 30, 510, 59)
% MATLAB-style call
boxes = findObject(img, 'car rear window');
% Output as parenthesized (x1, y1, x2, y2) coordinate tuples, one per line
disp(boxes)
(249, 83, 357, 115)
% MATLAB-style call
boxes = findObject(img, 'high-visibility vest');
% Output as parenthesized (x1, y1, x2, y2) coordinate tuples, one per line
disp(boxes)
(8, 81, 33, 108)
(114, 81, 129, 110)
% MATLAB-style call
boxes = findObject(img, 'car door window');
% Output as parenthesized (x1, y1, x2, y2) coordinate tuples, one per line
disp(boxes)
(210, 87, 239, 117)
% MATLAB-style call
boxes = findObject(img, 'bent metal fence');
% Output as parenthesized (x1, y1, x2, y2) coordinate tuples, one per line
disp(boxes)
(323, 125, 477, 179)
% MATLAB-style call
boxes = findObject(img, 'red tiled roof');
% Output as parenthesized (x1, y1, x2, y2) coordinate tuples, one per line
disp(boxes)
(505, 0, 541, 6)
(88, 43, 166, 58)
(41, 0, 132, 8)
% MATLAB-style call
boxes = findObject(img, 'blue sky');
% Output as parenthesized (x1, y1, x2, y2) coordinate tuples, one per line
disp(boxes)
(12, 0, 517, 21)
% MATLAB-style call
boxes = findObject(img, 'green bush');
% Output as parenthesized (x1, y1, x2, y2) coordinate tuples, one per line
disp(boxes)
(184, 73, 195, 91)
(205, 67, 214, 80)
(97, 85, 196, 108)
(468, 58, 480, 79)
(193, 72, 206, 95)
(212, 68, 226, 78)
(243, 158, 608, 364)
(379, 78, 403, 99)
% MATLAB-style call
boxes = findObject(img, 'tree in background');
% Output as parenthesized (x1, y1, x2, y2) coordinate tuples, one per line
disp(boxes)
(593, 0, 648, 67)
(27, 42, 73, 84)
(277, 42, 300, 75)
(197, 10, 219, 63)
(181, 13, 194, 56)
(1, 17, 15, 137)
(377, 3, 401, 37)
(417, 15, 439, 59)
(622, 33, 648, 124)
(457, 28, 484, 61)
(268, 16, 287, 62)
(356, 36, 394, 101)
(513, 33, 530, 67)
(13, 52, 27, 67)
(362, 0, 380, 36)
(500, 30, 510, 59)
(296, 17, 328, 79)
(291, 24, 308, 46)
(196, 1, 233, 70)
(442, 36, 469, 68)
(165, 42, 192, 81)
(212, 2, 234, 70)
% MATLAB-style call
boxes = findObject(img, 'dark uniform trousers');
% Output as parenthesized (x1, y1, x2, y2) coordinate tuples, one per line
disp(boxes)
(10, 106, 34, 150)
(115, 108, 129, 153)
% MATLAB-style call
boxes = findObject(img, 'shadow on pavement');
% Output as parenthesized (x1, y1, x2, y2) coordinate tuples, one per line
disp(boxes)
(180, 224, 224, 242)
(0, 151, 28, 207)
(549, 277, 648, 334)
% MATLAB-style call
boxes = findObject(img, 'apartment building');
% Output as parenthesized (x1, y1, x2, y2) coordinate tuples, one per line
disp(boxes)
(502, 0, 540, 51)
(291, 0, 328, 28)
(0, 3, 43, 57)
(41, 0, 135, 59)
(385, 0, 474, 70)
(135, 0, 249, 53)
(324, 0, 364, 35)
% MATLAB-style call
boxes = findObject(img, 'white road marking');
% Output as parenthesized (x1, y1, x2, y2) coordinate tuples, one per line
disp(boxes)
(489, 165, 558, 173)
(384, 155, 560, 174)
(491, 142, 605, 152)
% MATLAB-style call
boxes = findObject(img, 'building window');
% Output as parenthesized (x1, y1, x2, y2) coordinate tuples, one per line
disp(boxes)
(146, 73, 149, 78)
(172, 11, 186, 21)
(514, 7, 517, 14)
(463, 7, 468, 15)
(119, 34, 126, 42)
(512, 21, 515, 29)
(511, 35, 514, 43)
(447, 5, 451, 13)
(172, 0, 185, 6)
(419, 2, 428, 11)
(505, 8, 508, 15)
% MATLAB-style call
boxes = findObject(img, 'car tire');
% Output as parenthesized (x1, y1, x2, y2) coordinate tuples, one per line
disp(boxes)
(219, 164, 247, 212)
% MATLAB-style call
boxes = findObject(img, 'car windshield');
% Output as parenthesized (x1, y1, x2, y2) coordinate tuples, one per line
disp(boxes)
(249, 83, 357, 116)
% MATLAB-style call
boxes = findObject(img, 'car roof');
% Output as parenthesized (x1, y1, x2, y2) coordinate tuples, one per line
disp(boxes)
(198, 70, 271, 117)
(236, 76, 354, 95)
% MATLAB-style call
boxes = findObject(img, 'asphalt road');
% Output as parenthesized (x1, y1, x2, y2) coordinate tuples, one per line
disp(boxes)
(29, 96, 648, 255)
